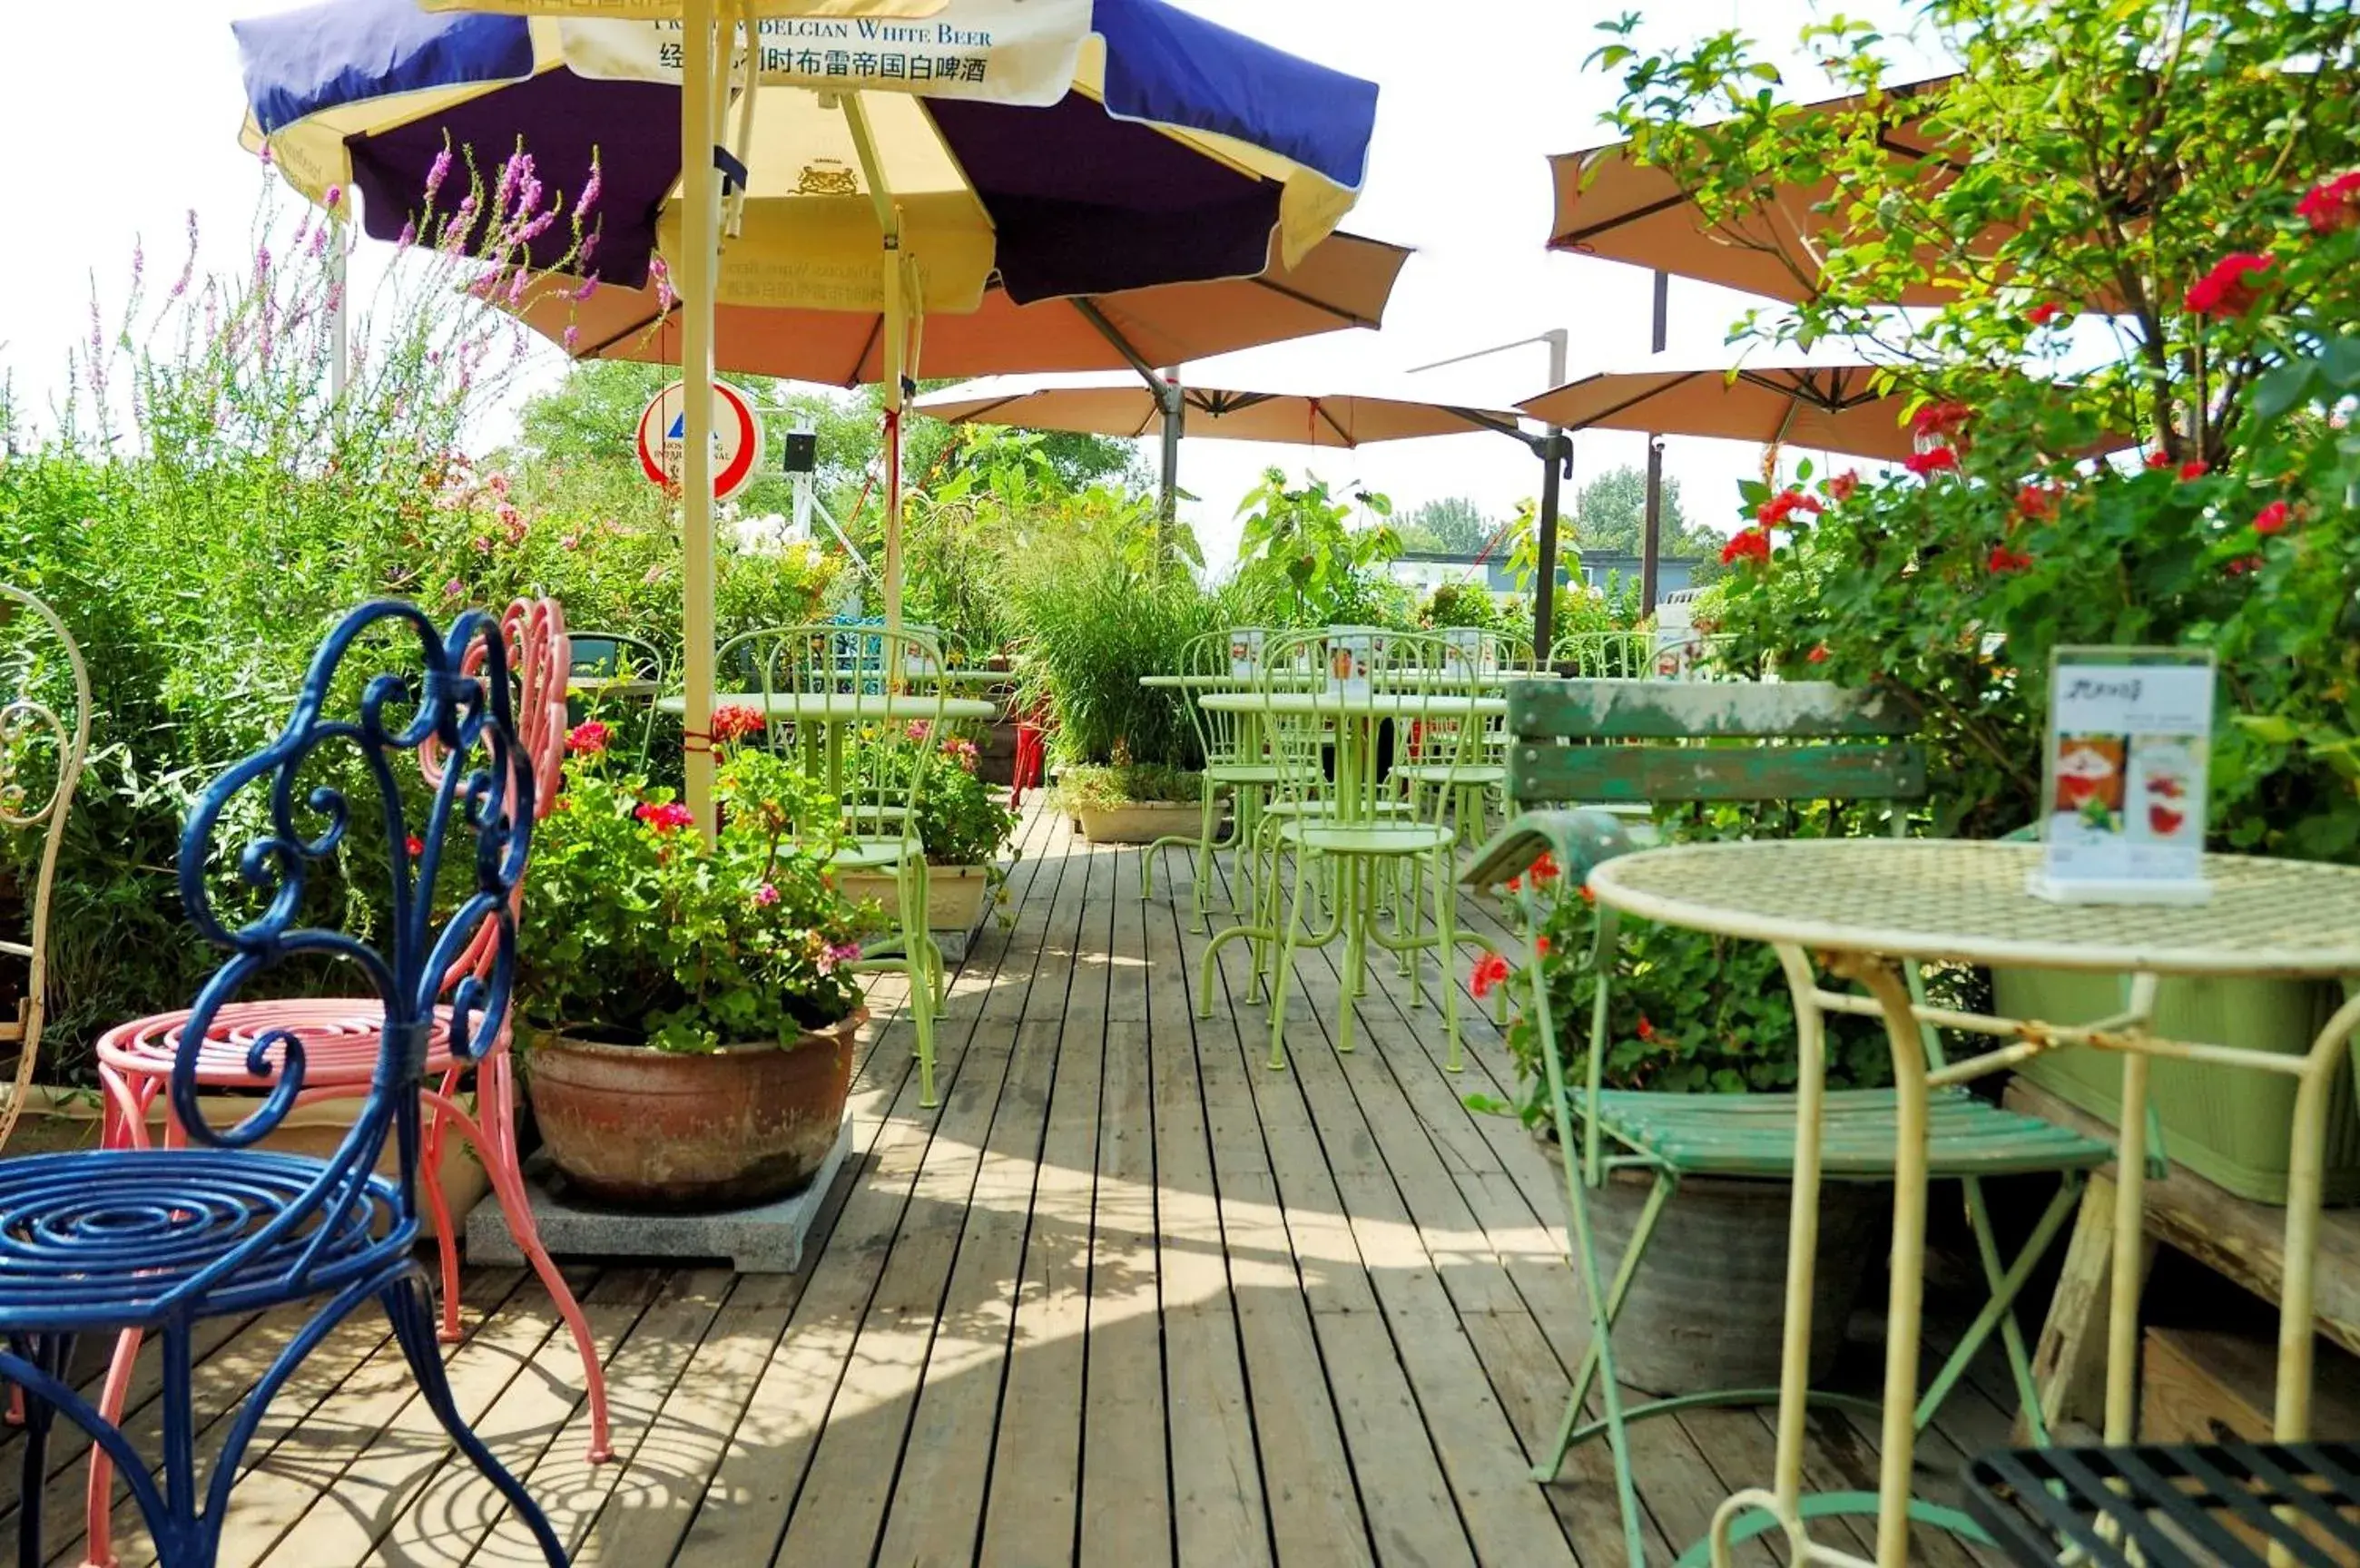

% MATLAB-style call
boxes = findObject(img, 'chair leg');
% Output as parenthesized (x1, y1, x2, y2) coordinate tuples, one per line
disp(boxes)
(1547, 1160, 1651, 1568)
(1911, 1172, 2086, 1437)
(471, 1054, 614, 1464)
(905, 856, 939, 1108)
(379, 1269, 569, 1568)
(1267, 848, 1314, 1072)
(1336, 860, 1365, 1054)
(84, 1328, 143, 1568)
(421, 1075, 464, 1343)
(20, 1335, 63, 1568)
(1191, 786, 1217, 935)
(1433, 851, 1460, 1072)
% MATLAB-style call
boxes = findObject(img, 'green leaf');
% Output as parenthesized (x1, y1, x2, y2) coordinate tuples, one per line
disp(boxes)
(2249, 362, 2319, 426)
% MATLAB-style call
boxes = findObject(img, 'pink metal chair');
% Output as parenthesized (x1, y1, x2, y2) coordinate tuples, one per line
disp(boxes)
(79, 599, 609, 1568)
(1011, 696, 1052, 808)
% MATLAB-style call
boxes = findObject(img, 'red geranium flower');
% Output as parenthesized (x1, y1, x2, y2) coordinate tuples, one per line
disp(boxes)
(1912, 402, 1973, 441)
(1988, 544, 2036, 574)
(2015, 484, 2064, 521)
(1470, 952, 1513, 1000)
(565, 720, 610, 756)
(1806, 643, 1830, 664)
(2025, 301, 2062, 327)
(2184, 252, 2272, 317)
(2296, 171, 2360, 235)
(1534, 936, 1552, 957)
(2178, 459, 2209, 481)
(1530, 851, 1560, 883)
(1903, 446, 1958, 478)
(2253, 500, 2294, 535)
(635, 800, 696, 833)
(1578, 885, 1596, 905)
(1720, 525, 1774, 565)
(405, 834, 425, 858)
(2225, 554, 2265, 577)
(1636, 1016, 1656, 1042)
(1755, 486, 1824, 528)
(2145, 450, 2174, 470)
(710, 703, 766, 743)
(1827, 470, 1860, 504)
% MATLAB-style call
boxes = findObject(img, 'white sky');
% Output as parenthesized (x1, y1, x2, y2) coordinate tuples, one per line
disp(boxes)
(0, 0, 1955, 563)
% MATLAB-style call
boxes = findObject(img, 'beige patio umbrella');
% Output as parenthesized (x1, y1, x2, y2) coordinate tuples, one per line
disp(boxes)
(1546, 76, 1963, 307)
(914, 368, 1521, 509)
(1517, 352, 2132, 466)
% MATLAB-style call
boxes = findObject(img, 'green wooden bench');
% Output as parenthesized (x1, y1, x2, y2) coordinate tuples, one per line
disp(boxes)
(1461, 679, 2113, 1568)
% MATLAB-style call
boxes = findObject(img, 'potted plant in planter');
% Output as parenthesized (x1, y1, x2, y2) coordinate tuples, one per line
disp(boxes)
(1057, 753, 1207, 844)
(1477, 858, 1895, 1395)
(834, 725, 1019, 938)
(515, 720, 868, 1210)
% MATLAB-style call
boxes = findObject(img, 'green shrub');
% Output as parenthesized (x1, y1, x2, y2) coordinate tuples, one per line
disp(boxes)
(1056, 762, 1201, 809)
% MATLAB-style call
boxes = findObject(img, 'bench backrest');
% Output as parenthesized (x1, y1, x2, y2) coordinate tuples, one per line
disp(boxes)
(1503, 679, 1925, 809)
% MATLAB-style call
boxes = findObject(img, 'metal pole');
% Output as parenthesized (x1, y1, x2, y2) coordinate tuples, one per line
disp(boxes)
(1158, 373, 1183, 563)
(1640, 270, 1669, 615)
(1532, 328, 1568, 665)
(680, 0, 720, 827)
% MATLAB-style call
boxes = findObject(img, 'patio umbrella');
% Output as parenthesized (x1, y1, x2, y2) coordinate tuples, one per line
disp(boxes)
(914, 369, 1523, 510)
(1545, 76, 1963, 308)
(237, 0, 1379, 819)
(1515, 352, 2134, 466)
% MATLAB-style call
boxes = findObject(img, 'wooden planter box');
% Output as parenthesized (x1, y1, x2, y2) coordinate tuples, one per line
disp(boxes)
(1075, 802, 1209, 844)
(839, 861, 995, 936)
(1991, 966, 2360, 1205)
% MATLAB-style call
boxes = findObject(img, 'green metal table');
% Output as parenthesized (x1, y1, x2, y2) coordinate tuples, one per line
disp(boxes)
(1586, 837, 2360, 1568)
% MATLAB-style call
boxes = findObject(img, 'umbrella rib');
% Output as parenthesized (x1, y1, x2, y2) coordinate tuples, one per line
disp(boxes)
(1736, 367, 1834, 413)
(845, 316, 886, 389)
(1312, 399, 1357, 447)
(1068, 298, 1164, 387)
(1561, 372, 1702, 430)
(581, 308, 671, 361)
(1247, 272, 1379, 328)
(1551, 190, 1696, 249)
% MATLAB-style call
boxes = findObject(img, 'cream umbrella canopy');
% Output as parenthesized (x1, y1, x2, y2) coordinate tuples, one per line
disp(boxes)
(238, 0, 1381, 819)
(916, 369, 1524, 510)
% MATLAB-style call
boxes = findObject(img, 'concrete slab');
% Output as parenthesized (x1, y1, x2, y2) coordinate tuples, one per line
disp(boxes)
(465, 1118, 851, 1274)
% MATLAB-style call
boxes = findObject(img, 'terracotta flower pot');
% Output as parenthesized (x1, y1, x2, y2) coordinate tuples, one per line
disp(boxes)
(526, 1009, 865, 1211)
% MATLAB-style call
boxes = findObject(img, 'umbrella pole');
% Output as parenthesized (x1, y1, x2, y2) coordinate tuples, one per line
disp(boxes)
(841, 94, 905, 633)
(1157, 374, 1183, 564)
(681, 0, 720, 828)
(1639, 269, 1668, 616)
(1532, 329, 1569, 665)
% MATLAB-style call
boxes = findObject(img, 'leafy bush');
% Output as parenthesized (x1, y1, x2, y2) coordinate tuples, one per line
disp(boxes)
(1009, 544, 1221, 771)
(913, 738, 1018, 866)
(517, 729, 864, 1053)
(1231, 469, 1413, 628)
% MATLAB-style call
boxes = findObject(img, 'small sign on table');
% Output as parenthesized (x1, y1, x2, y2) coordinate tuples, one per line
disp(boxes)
(2030, 646, 2215, 905)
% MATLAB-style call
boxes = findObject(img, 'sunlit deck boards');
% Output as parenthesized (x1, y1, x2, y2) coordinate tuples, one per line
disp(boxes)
(9, 799, 2014, 1566)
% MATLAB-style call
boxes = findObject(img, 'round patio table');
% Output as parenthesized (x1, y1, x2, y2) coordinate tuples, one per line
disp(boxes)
(1141, 671, 1551, 691)
(1584, 837, 2360, 1568)
(656, 692, 998, 724)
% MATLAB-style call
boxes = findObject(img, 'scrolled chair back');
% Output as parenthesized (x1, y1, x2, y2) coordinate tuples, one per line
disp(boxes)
(0, 583, 93, 1152)
(162, 599, 531, 1308)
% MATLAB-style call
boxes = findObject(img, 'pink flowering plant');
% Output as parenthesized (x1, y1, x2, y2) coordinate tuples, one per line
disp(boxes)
(516, 723, 864, 1053)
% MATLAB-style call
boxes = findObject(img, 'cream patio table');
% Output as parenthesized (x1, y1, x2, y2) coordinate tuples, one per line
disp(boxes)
(1584, 837, 2360, 1568)
(656, 691, 998, 781)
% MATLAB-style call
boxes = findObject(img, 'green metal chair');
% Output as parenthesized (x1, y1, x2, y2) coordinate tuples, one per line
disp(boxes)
(1463, 678, 2116, 1568)
(1260, 629, 1483, 1070)
(1141, 629, 1284, 934)
(566, 630, 669, 766)
(721, 624, 949, 1106)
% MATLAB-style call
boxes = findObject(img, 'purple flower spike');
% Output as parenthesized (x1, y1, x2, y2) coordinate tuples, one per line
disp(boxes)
(564, 324, 581, 352)
(425, 146, 453, 203)
(579, 160, 603, 215)
(396, 218, 417, 248)
(571, 275, 600, 302)
(324, 184, 342, 210)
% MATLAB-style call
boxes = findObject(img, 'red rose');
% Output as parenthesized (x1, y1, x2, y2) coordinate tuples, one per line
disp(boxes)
(1720, 525, 1774, 566)
(2296, 171, 2360, 235)
(1988, 544, 2035, 574)
(2253, 500, 2294, 535)
(2025, 301, 2062, 327)
(1828, 470, 1860, 504)
(2184, 252, 2272, 317)
(1903, 446, 1959, 477)
(2178, 460, 2209, 481)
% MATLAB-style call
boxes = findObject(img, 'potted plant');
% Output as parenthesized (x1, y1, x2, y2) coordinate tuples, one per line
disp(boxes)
(515, 720, 868, 1210)
(1478, 858, 1893, 1395)
(1057, 754, 1208, 844)
(836, 727, 1020, 937)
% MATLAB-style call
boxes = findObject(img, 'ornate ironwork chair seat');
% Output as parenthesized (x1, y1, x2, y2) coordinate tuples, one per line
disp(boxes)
(0, 1149, 402, 1322)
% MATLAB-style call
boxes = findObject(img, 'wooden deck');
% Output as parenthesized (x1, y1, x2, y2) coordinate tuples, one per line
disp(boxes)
(8, 799, 2021, 1566)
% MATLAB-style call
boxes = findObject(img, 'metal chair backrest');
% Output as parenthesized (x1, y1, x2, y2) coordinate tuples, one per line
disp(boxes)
(720, 623, 948, 847)
(164, 599, 530, 1308)
(566, 629, 666, 765)
(0, 585, 91, 1152)
(1552, 630, 1655, 679)
(1172, 630, 1260, 769)
(1264, 629, 1479, 834)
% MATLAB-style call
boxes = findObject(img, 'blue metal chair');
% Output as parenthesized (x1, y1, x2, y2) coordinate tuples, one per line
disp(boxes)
(0, 601, 566, 1567)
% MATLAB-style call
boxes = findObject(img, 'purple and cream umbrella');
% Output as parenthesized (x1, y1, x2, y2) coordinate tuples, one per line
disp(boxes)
(237, 0, 1379, 816)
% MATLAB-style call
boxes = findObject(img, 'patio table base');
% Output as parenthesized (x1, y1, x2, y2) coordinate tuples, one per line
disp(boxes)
(467, 1119, 851, 1274)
